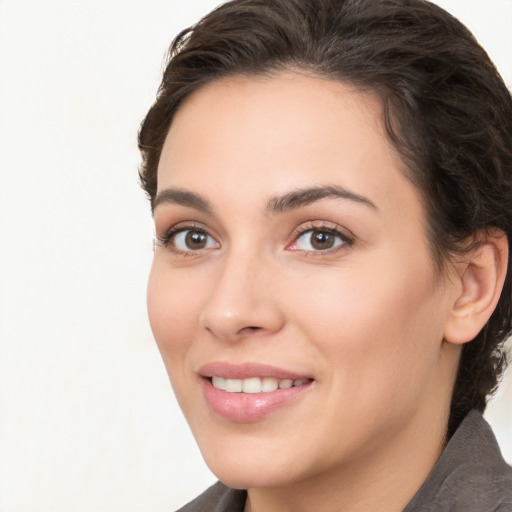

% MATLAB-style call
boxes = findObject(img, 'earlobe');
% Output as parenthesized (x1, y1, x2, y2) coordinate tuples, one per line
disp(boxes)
(444, 230, 508, 345)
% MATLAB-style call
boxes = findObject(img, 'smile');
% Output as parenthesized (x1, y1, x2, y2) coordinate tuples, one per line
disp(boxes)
(199, 363, 315, 422)
(211, 376, 311, 393)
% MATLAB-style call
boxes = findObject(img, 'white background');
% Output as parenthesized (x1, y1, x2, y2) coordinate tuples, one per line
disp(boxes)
(0, 1, 511, 511)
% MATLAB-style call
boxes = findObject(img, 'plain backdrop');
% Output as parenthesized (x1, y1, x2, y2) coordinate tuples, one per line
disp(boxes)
(0, 1, 511, 511)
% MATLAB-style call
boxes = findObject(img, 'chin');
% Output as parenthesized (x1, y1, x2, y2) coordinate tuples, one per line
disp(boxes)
(207, 458, 302, 490)
(194, 432, 299, 489)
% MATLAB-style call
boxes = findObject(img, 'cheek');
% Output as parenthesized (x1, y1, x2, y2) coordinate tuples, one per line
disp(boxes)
(288, 256, 443, 379)
(147, 260, 201, 363)
(285, 264, 445, 444)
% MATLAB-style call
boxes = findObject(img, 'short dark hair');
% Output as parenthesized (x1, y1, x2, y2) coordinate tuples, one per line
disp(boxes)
(138, 0, 512, 435)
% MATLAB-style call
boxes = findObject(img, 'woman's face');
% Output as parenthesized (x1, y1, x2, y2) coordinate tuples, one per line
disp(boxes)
(148, 73, 460, 489)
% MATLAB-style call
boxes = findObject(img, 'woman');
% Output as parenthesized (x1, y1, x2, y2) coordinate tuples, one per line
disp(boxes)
(138, 0, 512, 510)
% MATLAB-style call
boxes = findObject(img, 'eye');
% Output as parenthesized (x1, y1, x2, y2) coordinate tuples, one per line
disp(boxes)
(175, 229, 218, 251)
(289, 227, 350, 252)
(159, 228, 219, 252)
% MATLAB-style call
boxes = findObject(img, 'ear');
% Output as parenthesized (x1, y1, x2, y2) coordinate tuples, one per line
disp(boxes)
(444, 229, 508, 345)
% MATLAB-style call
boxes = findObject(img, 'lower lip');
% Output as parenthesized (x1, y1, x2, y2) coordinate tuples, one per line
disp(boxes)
(201, 378, 313, 422)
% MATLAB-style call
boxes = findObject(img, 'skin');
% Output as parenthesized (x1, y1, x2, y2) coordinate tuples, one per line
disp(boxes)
(147, 72, 493, 512)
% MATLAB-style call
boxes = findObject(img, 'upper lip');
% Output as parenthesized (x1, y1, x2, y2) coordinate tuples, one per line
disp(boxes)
(198, 361, 312, 380)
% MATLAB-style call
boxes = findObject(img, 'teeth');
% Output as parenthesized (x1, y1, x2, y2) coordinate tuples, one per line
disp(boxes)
(242, 377, 261, 393)
(211, 376, 310, 393)
(261, 377, 279, 392)
(279, 379, 293, 389)
(211, 376, 226, 391)
(225, 378, 243, 392)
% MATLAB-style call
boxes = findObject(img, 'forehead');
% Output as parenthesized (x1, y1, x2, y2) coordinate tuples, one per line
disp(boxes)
(157, 72, 421, 220)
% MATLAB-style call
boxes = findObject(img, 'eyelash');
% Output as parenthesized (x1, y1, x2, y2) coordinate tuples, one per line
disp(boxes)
(156, 223, 216, 256)
(156, 222, 354, 256)
(288, 223, 354, 255)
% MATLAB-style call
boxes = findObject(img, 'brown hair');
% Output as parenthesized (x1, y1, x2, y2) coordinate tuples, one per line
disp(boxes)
(138, 0, 512, 435)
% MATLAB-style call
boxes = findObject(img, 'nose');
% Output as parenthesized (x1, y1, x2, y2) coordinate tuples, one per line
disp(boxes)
(199, 252, 285, 342)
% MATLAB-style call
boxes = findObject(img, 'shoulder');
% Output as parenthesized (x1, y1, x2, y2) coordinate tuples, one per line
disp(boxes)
(405, 411, 512, 512)
(175, 481, 247, 512)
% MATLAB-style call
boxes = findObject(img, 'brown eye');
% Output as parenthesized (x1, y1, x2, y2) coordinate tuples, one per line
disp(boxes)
(310, 231, 336, 250)
(173, 229, 219, 251)
(292, 228, 347, 252)
(185, 231, 208, 249)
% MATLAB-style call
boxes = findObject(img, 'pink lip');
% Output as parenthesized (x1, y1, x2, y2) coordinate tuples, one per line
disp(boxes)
(198, 361, 311, 380)
(198, 362, 314, 423)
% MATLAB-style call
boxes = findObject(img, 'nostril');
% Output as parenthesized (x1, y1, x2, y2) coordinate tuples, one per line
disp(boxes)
(238, 326, 262, 334)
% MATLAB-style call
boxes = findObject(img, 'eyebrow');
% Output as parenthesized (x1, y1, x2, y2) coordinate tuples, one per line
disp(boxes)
(152, 185, 377, 215)
(152, 188, 213, 214)
(265, 185, 378, 215)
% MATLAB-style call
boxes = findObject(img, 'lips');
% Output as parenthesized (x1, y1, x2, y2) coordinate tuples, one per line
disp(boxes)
(199, 362, 314, 422)
(199, 361, 311, 380)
